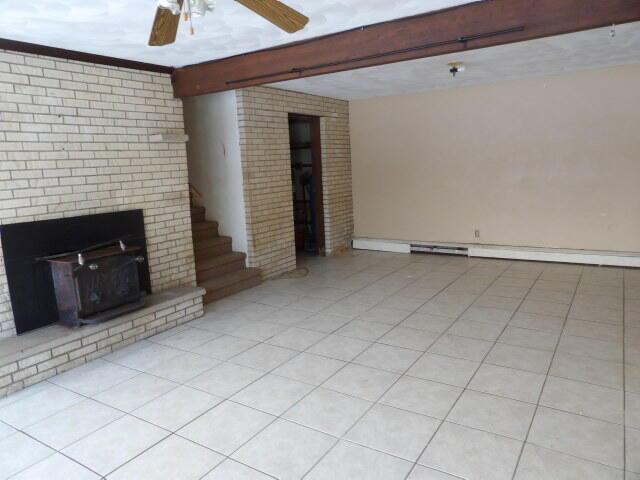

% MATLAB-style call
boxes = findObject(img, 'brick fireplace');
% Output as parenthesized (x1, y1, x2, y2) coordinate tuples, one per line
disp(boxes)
(0, 49, 200, 338)
(0, 50, 205, 395)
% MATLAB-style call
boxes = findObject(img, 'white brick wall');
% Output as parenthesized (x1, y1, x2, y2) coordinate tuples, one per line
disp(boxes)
(236, 86, 353, 277)
(0, 50, 197, 337)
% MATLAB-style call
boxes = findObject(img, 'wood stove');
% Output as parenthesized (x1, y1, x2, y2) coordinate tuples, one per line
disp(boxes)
(45, 242, 146, 327)
(0, 210, 151, 334)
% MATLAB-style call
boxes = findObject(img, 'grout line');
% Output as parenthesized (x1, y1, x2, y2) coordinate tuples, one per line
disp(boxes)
(509, 265, 583, 479)
(283, 257, 477, 476)
(623, 269, 627, 475)
(2, 254, 630, 479)
(298, 262, 478, 478)
(5, 439, 106, 480)
(220, 256, 536, 474)
(404, 259, 540, 480)
(10, 332, 279, 476)
(36, 310, 319, 478)
(185, 252, 455, 478)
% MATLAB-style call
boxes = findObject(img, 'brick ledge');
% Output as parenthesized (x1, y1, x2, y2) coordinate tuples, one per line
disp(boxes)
(0, 286, 205, 397)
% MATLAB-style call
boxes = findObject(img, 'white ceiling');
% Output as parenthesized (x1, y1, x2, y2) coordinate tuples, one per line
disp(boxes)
(0, 0, 476, 67)
(269, 22, 640, 100)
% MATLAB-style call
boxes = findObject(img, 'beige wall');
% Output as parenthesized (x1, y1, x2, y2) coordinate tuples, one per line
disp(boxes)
(236, 87, 353, 277)
(350, 64, 640, 253)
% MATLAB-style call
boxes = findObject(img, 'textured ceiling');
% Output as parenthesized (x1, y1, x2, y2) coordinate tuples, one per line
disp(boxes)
(0, 0, 475, 67)
(269, 22, 640, 100)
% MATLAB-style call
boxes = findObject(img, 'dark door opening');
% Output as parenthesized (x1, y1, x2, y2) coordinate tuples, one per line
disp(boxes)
(289, 114, 325, 256)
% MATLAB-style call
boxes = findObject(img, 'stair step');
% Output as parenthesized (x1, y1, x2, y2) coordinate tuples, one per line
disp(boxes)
(202, 268, 262, 304)
(194, 236, 232, 259)
(188, 209, 262, 303)
(196, 252, 247, 282)
(192, 221, 219, 240)
(191, 206, 205, 223)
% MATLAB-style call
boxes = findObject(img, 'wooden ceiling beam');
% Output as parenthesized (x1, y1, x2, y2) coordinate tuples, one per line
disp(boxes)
(171, 0, 640, 97)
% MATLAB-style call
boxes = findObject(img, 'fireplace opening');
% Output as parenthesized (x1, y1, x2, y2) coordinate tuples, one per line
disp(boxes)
(0, 210, 151, 334)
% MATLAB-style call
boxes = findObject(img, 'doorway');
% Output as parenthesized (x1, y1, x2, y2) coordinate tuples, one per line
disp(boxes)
(288, 114, 325, 256)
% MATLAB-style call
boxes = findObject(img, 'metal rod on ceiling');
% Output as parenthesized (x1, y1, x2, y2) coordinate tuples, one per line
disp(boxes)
(226, 25, 525, 85)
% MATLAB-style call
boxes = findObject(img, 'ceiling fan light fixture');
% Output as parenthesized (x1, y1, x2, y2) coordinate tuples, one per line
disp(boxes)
(190, 0, 216, 17)
(157, 0, 215, 17)
(149, 0, 307, 47)
(448, 61, 466, 77)
(157, 0, 183, 15)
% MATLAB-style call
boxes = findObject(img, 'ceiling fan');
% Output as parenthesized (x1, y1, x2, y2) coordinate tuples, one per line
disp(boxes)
(148, 0, 309, 46)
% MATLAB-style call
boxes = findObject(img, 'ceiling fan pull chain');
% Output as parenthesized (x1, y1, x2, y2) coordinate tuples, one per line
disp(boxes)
(188, 1, 195, 35)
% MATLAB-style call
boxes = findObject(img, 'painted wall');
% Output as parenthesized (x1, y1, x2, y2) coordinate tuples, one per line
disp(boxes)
(183, 91, 247, 253)
(350, 64, 640, 253)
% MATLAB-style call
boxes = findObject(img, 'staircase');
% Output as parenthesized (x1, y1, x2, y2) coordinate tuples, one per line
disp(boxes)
(191, 206, 262, 304)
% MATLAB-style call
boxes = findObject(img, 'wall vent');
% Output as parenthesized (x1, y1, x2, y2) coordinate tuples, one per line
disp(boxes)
(410, 244, 468, 256)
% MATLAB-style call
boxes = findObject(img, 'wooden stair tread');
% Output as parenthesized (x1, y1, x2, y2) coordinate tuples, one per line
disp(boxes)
(194, 236, 231, 250)
(203, 275, 262, 303)
(192, 220, 218, 231)
(200, 267, 261, 291)
(192, 220, 219, 241)
(190, 205, 261, 303)
(197, 252, 246, 272)
(190, 206, 206, 223)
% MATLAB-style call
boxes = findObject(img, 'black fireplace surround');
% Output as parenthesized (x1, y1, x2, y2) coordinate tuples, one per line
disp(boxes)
(0, 210, 151, 334)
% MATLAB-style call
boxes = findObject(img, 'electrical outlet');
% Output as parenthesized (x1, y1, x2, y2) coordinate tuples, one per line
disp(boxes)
(474, 229, 480, 239)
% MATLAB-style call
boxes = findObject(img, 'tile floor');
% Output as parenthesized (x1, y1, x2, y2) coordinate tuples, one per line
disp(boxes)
(1, 250, 639, 479)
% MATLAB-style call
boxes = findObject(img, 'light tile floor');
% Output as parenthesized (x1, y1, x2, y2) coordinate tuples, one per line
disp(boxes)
(1, 250, 639, 479)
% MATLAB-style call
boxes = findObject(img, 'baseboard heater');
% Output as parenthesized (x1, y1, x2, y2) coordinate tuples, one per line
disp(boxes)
(353, 238, 640, 267)
(410, 244, 468, 255)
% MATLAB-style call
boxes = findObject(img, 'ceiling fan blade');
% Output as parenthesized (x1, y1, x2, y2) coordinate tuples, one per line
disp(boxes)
(148, 0, 184, 46)
(235, 0, 309, 33)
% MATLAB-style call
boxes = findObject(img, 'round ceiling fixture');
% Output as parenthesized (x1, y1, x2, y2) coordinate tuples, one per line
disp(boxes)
(448, 61, 465, 77)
